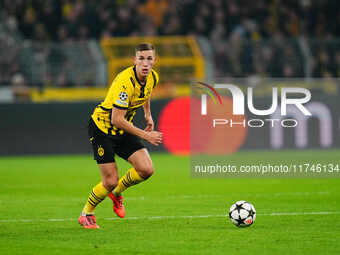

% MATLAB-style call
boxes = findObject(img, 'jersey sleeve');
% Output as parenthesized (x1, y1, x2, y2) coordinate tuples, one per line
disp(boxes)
(106, 73, 133, 109)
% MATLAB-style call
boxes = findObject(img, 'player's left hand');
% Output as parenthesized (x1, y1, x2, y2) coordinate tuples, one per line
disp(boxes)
(144, 116, 154, 132)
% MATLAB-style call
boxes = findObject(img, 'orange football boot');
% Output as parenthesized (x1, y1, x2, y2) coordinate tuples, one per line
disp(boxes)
(78, 213, 100, 229)
(108, 193, 125, 218)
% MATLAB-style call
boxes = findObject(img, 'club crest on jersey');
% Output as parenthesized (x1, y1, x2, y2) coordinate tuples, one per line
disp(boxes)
(97, 145, 104, 157)
(119, 91, 128, 101)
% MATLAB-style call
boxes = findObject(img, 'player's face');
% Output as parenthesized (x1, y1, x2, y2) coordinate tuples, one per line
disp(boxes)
(134, 50, 155, 80)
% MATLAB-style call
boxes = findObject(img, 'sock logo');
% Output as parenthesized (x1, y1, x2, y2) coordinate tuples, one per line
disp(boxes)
(97, 145, 104, 157)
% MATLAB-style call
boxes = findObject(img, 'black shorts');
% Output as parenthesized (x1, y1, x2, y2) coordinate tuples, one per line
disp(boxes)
(88, 118, 145, 164)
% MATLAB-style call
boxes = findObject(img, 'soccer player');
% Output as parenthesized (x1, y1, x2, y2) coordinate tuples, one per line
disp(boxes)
(78, 43, 162, 229)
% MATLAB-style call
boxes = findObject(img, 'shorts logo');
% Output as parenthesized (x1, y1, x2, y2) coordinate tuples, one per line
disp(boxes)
(97, 145, 104, 157)
(119, 92, 128, 101)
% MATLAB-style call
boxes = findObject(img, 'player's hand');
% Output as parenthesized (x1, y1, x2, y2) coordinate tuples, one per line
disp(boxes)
(144, 116, 154, 132)
(144, 131, 162, 146)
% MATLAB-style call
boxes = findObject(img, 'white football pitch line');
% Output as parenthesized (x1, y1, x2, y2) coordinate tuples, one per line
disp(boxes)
(0, 191, 331, 203)
(1, 211, 340, 223)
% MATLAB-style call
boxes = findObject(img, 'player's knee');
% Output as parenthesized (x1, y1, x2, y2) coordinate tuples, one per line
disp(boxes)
(137, 165, 154, 179)
(103, 176, 118, 191)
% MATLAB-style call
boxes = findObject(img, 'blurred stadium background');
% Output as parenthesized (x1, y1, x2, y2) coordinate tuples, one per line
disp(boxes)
(1, 0, 339, 155)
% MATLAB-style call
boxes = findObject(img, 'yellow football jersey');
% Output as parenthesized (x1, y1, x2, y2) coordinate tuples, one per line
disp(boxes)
(91, 66, 159, 136)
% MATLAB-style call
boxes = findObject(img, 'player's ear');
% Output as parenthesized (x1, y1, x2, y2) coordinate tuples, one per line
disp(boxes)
(150, 57, 155, 66)
(151, 53, 156, 64)
(133, 56, 137, 65)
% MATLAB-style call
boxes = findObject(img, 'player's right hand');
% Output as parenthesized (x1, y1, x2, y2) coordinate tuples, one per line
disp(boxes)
(144, 131, 163, 146)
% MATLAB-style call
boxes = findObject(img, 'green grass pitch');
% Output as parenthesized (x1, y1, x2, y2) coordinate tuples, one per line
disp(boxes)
(1, 150, 340, 255)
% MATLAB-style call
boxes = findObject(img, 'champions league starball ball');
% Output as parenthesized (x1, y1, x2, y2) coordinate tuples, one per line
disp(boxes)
(228, 200, 256, 227)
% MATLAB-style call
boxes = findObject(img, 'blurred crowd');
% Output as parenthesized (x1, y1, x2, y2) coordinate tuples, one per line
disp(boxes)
(3, 0, 339, 41)
(0, 0, 339, 89)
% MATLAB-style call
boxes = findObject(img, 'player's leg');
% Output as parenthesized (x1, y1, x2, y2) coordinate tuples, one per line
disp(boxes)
(79, 163, 119, 228)
(128, 148, 154, 179)
(108, 148, 152, 218)
(99, 163, 120, 192)
(108, 134, 152, 218)
(113, 148, 153, 195)
(79, 120, 118, 228)
(82, 163, 119, 214)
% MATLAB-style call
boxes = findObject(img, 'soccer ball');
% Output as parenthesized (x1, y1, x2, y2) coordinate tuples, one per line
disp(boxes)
(228, 200, 256, 227)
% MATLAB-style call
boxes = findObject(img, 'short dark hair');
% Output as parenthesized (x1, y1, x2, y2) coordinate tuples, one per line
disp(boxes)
(135, 43, 154, 53)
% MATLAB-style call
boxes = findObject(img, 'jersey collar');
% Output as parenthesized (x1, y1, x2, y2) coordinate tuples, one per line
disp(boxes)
(133, 66, 147, 86)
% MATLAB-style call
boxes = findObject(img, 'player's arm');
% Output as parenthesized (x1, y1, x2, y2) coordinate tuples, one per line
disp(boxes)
(111, 107, 162, 146)
(143, 97, 154, 132)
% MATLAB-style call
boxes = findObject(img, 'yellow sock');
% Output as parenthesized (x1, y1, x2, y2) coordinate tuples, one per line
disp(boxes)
(83, 182, 109, 214)
(113, 168, 144, 195)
